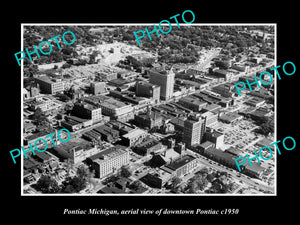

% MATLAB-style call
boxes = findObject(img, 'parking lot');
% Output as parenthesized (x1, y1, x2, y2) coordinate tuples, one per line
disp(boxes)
(212, 118, 264, 151)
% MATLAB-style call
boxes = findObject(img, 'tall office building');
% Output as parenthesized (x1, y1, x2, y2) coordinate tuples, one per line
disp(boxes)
(149, 68, 175, 101)
(136, 81, 160, 104)
(183, 114, 206, 148)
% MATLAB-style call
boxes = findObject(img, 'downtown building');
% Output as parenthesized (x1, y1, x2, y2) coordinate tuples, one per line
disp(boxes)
(90, 82, 106, 95)
(84, 95, 134, 123)
(149, 68, 175, 101)
(136, 81, 161, 104)
(34, 75, 64, 95)
(73, 102, 102, 124)
(54, 140, 100, 164)
(182, 114, 206, 148)
(86, 145, 129, 179)
(161, 154, 198, 178)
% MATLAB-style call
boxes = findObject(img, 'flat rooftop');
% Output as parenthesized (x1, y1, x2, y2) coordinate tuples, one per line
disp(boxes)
(107, 120, 135, 132)
(179, 96, 207, 106)
(136, 80, 159, 88)
(76, 102, 100, 111)
(89, 145, 127, 161)
(199, 141, 215, 149)
(35, 151, 52, 161)
(219, 112, 243, 122)
(208, 130, 224, 138)
(245, 97, 265, 104)
(54, 139, 93, 153)
(205, 147, 236, 162)
(136, 111, 162, 120)
(100, 97, 128, 109)
(35, 75, 62, 84)
(201, 111, 217, 118)
(165, 155, 196, 171)
(244, 161, 266, 173)
(122, 129, 147, 139)
(202, 103, 221, 112)
(169, 117, 185, 127)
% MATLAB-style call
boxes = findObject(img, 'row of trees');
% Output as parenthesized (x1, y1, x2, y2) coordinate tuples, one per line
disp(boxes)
(183, 169, 234, 194)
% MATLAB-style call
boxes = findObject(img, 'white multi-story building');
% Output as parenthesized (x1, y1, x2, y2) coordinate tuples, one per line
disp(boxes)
(182, 115, 206, 148)
(88, 146, 129, 179)
(35, 75, 64, 95)
(84, 95, 134, 122)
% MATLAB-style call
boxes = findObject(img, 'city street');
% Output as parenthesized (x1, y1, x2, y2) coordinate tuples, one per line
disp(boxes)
(193, 154, 274, 193)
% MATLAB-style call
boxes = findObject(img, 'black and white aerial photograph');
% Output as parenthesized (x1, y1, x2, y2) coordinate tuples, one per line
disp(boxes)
(4, 1, 300, 222)
(21, 24, 276, 195)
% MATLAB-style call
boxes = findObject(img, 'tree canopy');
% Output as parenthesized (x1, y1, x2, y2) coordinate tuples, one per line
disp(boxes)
(120, 165, 132, 178)
(32, 107, 49, 126)
(35, 175, 60, 193)
(186, 174, 208, 193)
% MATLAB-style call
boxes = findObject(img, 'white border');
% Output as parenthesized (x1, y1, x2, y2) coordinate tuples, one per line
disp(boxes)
(21, 23, 277, 196)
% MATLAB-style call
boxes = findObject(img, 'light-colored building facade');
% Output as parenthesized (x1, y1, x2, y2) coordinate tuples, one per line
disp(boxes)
(90, 82, 106, 95)
(149, 69, 175, 101)
(178, 96, 207, 112)
(24, 129, 58, 151)
(162, 155, 198, 178)
(54, 142, 100, 164)
(35, 75, 64, 95)
(122, 129, 148, 146)
(98, 98, 133, 122)
(89, 146, 129, 179)
(29, 96, 62, 115)
(183, 115, 206, 148)
(201, 111, 218, 127)
(84, 96, 134, 122)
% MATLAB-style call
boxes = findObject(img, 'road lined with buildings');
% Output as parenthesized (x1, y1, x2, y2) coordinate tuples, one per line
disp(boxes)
(194, 153, 274, 193)
(22, 26, 276, 195)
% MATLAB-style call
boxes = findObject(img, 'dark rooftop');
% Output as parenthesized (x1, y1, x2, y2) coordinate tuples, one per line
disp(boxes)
(169, 117, 185, 128)
(165, 155, 196, 171)
(205, 147, 237, 163)
(54, 140, 93, 153)
(219, 112, 243, 122)
(244, 161, 266, 173)
(35, 151, 52, 161)
(98, 186, 126, 194)
(225, 147, 243, 156)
